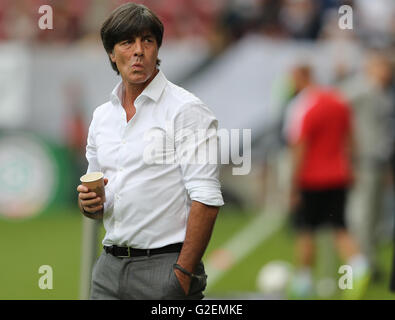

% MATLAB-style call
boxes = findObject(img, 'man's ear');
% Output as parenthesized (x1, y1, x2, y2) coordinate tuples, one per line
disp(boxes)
(109, 51, 115, 62)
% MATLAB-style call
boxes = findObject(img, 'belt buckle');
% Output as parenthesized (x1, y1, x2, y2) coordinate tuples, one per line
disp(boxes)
(118, 246, 131, 258)
(105, 245, 114, 255)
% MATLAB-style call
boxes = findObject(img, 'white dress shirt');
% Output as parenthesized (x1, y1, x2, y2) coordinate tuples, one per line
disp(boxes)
(86, 70, 224, 249)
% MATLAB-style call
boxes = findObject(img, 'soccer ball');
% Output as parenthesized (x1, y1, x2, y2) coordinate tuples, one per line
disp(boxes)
(256, 260, 293, 297)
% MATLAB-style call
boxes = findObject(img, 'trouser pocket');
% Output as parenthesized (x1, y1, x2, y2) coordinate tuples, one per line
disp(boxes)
(187, 261, 207, 298)
(167, 261, 207, 299)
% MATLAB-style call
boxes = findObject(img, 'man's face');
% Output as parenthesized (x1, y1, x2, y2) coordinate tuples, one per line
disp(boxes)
(110, 31, 158, 85)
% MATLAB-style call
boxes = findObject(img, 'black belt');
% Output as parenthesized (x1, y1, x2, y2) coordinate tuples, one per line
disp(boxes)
(104, 242, 183, 258)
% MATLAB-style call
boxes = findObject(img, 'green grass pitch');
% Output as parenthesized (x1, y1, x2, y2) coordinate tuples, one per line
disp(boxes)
(0, 207, 394, 300)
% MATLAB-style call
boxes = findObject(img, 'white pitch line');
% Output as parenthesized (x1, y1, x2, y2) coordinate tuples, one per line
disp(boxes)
(205, 209, 287, 291)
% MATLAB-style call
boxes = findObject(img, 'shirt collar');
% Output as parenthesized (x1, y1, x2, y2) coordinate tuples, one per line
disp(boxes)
(139, 69, 167, 102)
(110, 81, 123, 106)
(110, 70, 167, 106)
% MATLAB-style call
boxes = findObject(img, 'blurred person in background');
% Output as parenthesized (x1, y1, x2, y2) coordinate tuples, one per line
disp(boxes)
(278, 0, 322, 40)
(283, 64, 370, 299)
(220, 0, 263, 42)
(339, 52, 394, 281)
(2, 0, 37, 42)
(76, 3, 224, 300)
(256, 0, 286, 39)
(354, 0, 395, 48)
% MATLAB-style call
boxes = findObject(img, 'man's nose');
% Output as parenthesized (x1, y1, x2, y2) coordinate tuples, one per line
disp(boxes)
(134, 39, 144, 56)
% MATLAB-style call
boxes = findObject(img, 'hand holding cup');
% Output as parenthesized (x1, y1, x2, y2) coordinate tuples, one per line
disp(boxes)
(77, 172, 108, 219)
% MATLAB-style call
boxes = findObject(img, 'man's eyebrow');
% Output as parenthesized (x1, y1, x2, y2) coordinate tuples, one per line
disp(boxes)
(118, 32, 154, 43)
(144, 34, 154, 38)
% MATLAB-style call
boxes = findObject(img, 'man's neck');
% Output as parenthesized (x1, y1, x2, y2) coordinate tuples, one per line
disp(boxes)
(122, 69, 159, 106)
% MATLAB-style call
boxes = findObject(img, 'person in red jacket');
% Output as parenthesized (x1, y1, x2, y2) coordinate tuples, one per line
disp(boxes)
(284, 64, 370, 299)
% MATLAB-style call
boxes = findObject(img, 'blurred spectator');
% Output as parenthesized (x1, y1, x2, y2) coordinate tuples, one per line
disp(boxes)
(318, 0, 356, 43)
(283, 64, 370, 299)
(0, 0, 9, 40)
(339, 52, 394, 281)
(279, 0, 322, 40)
(220, 0, 263, 41)
(34, 0, 91, 44)
(1, 0, 393, 57)
(257, 0, 287, 38)
(354, 0, 395, 48)
(79, 0, 112, 44)
(3, 0, 37, 42)
(0, 0, 228, 46)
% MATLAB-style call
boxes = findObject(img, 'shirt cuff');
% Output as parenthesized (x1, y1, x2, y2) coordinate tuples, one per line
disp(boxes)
(188, 185, 224, 207)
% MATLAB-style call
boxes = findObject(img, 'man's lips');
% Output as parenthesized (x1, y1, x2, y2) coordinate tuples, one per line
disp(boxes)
(131, 63, 143, 69)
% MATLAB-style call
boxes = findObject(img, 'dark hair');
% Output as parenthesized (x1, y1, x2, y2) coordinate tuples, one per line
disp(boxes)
(100, 3, 164, 74)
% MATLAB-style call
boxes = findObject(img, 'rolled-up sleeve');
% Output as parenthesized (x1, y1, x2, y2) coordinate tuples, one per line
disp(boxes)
(85, 111, 114, 213)
(174, 102, 224, 207)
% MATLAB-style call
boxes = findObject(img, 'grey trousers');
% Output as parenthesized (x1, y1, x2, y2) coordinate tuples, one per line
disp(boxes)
(346, 166, 385, 271)
(90, 250, 207, 300)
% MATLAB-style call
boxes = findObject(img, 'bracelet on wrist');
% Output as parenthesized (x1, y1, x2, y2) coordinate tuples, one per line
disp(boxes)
(173, 263, 196, 278)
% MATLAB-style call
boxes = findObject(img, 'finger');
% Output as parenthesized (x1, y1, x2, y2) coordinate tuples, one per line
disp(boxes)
(77, 185, 89, 193)
(79, 192, 97, 200)
(81, 197, 101, 207)
(83, 204, 103, 213)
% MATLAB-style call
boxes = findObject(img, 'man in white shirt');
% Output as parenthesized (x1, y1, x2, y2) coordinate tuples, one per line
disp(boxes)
(76, 3, 224, 300)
